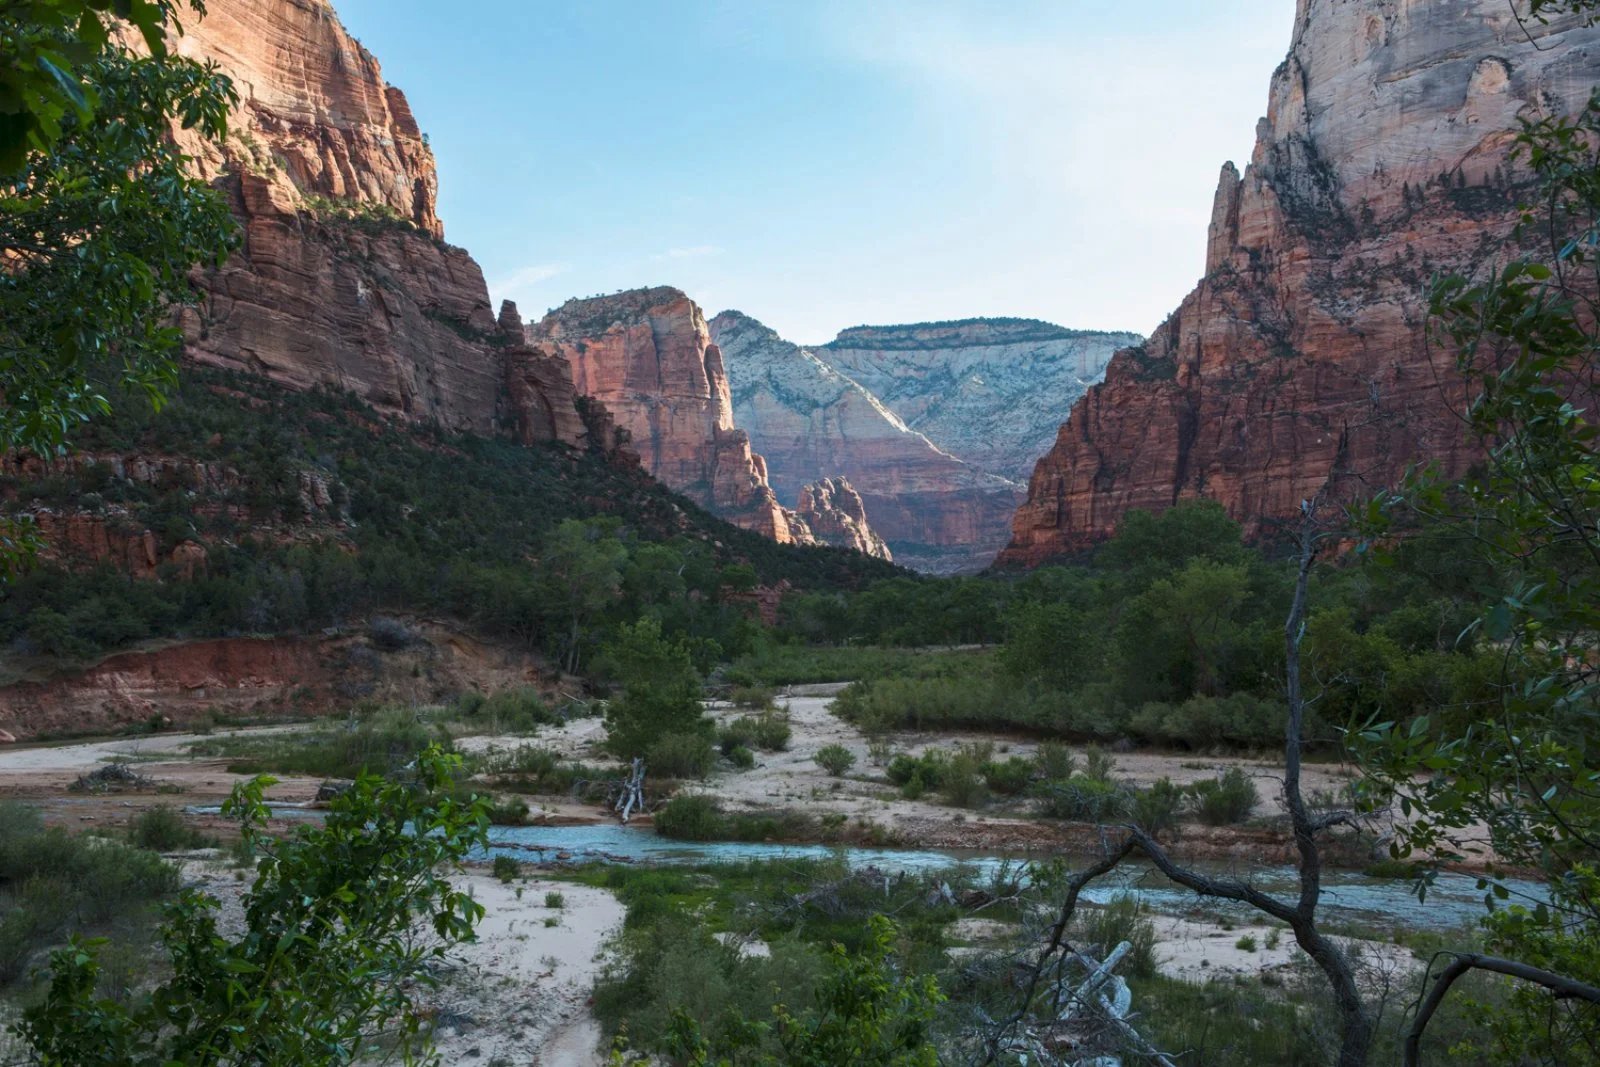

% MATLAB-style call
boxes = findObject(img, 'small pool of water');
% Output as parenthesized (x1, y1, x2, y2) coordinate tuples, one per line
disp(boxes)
(484, 824, 1546, 933)
(187, 802, 322, 820)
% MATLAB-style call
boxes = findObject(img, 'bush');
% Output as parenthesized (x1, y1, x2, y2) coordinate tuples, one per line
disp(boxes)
(814, 744, 857, 777)
(367, 616, 414, 651)
(886, 752, 947, 788)
(493, 855, 520, 883)
(128, 807, 211, 851)
(545, 891, 565, 909)
(1036, 742, 1077, 781)
(1236, 935, 1258, 952)
(942, 748, 988, 808)
(652, 794, 722, 840)
(728, 745, 755, 770)
(1035, 775, 1131, 822)
(1075, 895, 1156, 978)
(1083, 745, 1116, 782)
(1189, 768, 1259, 825)
(1132, 777, 1184, 833)
(982, 756, 1035, 796)
(749, 713, 792, 752)
(728, 685, 776, 709)
(478, 687, 554, 733)
(717, 718, 759, 755)
(647, 733, 716, 779)
(900, 774, 926, 801)
(484, 795, 529, 825)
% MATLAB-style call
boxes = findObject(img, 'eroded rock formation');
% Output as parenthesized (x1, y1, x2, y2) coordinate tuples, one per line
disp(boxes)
(712, 310, 1021, 573)
(526, 288, 803, 541)
(999, 1, 1600, 567)
(793, 478, 892, 561)
(172, 0, 596, 446)
(817, 320, 1141, 485)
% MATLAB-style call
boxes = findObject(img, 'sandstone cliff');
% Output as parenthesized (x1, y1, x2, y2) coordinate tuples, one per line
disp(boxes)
(793, 478, 893, 561)
(171, 0, 593, 447)
(1000, 1, 1600, 567)
(526, 289, 801, 541)
(817, 320, 1141, 485)
(712, 310, 1020, 573)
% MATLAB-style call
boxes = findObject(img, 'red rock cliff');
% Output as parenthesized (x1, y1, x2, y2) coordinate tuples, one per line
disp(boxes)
(794, 478, 892, 561)
(527, 288, 800, 541)
(171, 0, 593, 446)
(999, 1, 1600, 567)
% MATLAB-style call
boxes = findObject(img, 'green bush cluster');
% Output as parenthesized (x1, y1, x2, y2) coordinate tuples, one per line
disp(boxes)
(813, 744, 856, 777)
(652, 795, 817, 843)
(192, 708, 450, 780)
(127, 807, 213, 852)
(716, 712, 790, 755)
(0, 802, 178, 985)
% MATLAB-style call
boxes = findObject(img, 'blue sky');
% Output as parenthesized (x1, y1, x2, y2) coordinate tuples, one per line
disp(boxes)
(333, 1, 1295, 344)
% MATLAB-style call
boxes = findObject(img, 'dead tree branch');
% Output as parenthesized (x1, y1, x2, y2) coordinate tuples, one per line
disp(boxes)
(1404, 952, 1600, 1066)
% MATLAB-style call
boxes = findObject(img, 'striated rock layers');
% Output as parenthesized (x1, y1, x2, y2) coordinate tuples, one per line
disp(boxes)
(171, 0, 597, 448)
(817, 320, 1141, 486)
(794, 479, 892, 561)
(1000, 1, 1600, 567)
(526, 289, 798, 542)
(711, 310, 1021, 573)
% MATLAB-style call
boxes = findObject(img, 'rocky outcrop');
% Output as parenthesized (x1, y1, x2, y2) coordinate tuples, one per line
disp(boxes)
(793, 479, 892, 561)
(527, 288, 800, 541)
(712, 310, 1021, 573)
(817, 320, 1141, 485)
(171, 0, 596, 447)
(999, 1, 1600, 567)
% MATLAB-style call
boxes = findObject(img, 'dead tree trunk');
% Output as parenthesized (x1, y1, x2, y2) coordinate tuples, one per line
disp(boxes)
(615, 757, 645, 823)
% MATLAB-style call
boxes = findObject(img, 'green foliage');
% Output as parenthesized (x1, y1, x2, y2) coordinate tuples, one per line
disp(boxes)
(190, 707, 448, 780)
(544, 890, 565, 909)
(1188, 768, 1260, 826)
(1033, 775, 1131, 822)
(885, 752, 947, 790)
(979, 756, 1034, 796)
(813, 744, 856, 777)
(1034, 741, 1076, 781)
(728, 745, 755, 770)
(663, 915, 942, 1067)
(1073, 895, 1156, 979)
(493, 855, 520, 884)
(126, 806, 211, 852)
(0, 802, 177, 986)
(463, 687, 555, 734)
(14, 748, 489, 1066)
(652, 796, 817, 844)
(1351, 90, 1600, 1060)
(602, 618, 711, 760)
(1132, 777, 1184, 834)
(647, 732, 717, 780)
(940, 747, 988, 808)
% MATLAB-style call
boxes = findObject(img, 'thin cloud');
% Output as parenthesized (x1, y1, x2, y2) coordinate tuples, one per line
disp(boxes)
(490, 263, 569, 313)
(656, 245, 725, 261)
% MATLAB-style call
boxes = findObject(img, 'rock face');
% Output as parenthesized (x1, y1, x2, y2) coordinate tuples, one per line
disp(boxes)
(171, 0, 595, 446)
(999, 1, 1600, 567)
(794, 478, 893, 561)
(712, 310, 1022, 573)
(526, 289, 802, 541)
(817, 321, 1141, 485)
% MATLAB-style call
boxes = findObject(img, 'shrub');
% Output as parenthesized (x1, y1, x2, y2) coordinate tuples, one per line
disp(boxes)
(1035, 775, 1131, 822)
(652, 795, 722, 840)
(128, 807, 211, 851)
(479, 687, 553, 733)
(1035, 742, 1077, 781)
(367, 616, 414, 651)
(485, 795, 529, 825)
(942, 749, 988, 808)
(749, 713, 792, 752)
(981, 756, 1035, 796)
(1075, 894, 1156, 978)
(886, 751, 947, 788)
(1236, 935, 1258, 952)
(900, 774, 926, 801)
(727, 685, 775, 709)
(492, 855, 520, 883)
(647, 733, 716, 779)
(1189, 768, 1259, 825)
(1132, 777, 1184, 833)
(728, 745, 755, 769)
(814, 744, 857, 777)
(717, 718, 759, 755)
(544, 891, 565, 909)
(1083, 745, 1116, 782)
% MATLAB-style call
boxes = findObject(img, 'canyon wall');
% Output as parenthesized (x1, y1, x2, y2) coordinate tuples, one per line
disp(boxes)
(1000, 0, 1600, 567)
(794, 478, 893, 561)
(526, 289, 799, 542)
(817, 321, 1141, 485)
(171, 0, 594, 448)
(712, 310, 1020, 573)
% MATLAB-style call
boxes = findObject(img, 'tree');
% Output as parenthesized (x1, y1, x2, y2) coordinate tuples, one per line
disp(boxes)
(659, 916, 942, 1067)
(14, 747, 489, 1066)
(1354, 86, 1600, 1065)
(1001, 601, 1102, 691)
(541, 518, 626, 673)
(601, 616, 709, 760)
(1, 0, 238, 576)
